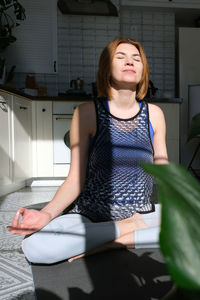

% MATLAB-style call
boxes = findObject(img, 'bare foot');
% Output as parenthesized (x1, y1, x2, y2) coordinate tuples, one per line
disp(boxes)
(116, 213, 148, 236)
(130, 213, 149, 229)
(68, 214, 148, 263)
(68, 253, 86, 263)
(68, 241, 124, 263)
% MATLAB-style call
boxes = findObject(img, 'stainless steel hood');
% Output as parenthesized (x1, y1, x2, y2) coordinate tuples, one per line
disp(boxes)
(57, 0, 118, 16)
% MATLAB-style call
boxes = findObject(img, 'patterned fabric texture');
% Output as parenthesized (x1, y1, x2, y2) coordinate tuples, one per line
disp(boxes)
(69, 98, 154, 221)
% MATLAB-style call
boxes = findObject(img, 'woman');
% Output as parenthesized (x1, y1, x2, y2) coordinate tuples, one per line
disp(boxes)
(7, 38, 168, 264)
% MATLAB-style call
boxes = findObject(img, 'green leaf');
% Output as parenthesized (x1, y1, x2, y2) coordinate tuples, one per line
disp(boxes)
(187, 113, 200, 142)
(142, 163, 200, 290)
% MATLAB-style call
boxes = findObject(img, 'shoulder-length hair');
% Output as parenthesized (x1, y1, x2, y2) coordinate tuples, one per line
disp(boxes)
(96, 38, 149, 100)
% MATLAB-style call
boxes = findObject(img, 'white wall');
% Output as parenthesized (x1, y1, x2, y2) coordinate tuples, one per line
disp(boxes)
(5, 0, 200, 97)
(5, 0, 57, 74)
(120, 7, 175, 98)
(6, 1, 175, 97)
(57, 12, 119, 94)
(57, 7, 175, 96)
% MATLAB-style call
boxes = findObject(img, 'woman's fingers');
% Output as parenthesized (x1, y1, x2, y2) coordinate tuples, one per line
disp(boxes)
(7, 226, 26, 235)
(7, 208, 37, 235)
(7, 225, 35, 235)
(11, 207, 25, 228)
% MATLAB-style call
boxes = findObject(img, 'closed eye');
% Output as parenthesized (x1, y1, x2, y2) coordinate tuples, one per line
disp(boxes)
(133, 55, 141, 62)
(116, 56, 124, 59)
(133, 57, 141, 62)
(115, 53, 141, 62)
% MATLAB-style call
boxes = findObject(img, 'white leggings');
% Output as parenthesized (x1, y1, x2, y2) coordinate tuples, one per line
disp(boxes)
(22, 204, 161, 264)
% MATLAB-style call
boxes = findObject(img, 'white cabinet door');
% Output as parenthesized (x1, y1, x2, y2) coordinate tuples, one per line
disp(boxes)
(35, 101, 54, 177)
(0, 92, 12, 186)
(13, 96, 32, 181)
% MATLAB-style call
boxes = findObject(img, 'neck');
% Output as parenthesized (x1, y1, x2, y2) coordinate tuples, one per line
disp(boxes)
(109, 86, 137, 108)
(108, 87, 140, 119)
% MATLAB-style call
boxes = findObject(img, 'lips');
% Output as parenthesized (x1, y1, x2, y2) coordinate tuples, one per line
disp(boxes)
(123, 69, 136, 73)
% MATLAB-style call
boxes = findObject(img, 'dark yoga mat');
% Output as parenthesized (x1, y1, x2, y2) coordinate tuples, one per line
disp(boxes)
(31, 248, 173, 300)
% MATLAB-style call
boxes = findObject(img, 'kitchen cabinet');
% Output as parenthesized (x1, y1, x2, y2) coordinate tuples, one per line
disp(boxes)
(33, 100, 85, 178)
(0, 91, 32, 197)
(0, 91, 12, 189)
(13, 96, 32, 181)
(32, 101, 54, 177)
(52, 101, 84, 177)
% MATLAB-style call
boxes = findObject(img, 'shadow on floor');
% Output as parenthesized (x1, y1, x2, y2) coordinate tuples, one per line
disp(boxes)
(32, 248, 173, 300)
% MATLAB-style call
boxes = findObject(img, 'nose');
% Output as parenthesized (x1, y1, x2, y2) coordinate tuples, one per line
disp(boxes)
(125, 57, 134, 65)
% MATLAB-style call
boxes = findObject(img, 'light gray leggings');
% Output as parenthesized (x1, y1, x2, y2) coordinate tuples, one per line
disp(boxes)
(22, 204, 161, 264)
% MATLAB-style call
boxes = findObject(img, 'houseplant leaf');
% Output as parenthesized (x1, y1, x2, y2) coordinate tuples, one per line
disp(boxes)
(187, 113, 200, 142)
(142, 163, 200, 291)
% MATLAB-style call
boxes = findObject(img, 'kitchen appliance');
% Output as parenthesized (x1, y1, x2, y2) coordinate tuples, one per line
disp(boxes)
(57, 0, 118, 16)
(91, 81, 97, 97)
(53, 114, 72, 164)
(65, 78, 86, 96)
(52, 101, 82, 164)
(53, 102, 73, 164)
(146, 80, 158, 99)
(70, 78, 84, 90)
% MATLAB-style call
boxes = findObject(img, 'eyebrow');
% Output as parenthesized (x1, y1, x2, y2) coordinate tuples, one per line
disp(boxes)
(115, 51, 141, 57)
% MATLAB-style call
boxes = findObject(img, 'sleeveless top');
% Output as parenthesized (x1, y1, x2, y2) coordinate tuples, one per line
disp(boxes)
(102, 99, 154, 143)
(68, 98, 155, 222)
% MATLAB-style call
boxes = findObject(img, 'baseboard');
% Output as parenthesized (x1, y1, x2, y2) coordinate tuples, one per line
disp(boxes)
(26, 177, 65, 187)
(0, 177, 66, 197)
(0, 180, 26, 198)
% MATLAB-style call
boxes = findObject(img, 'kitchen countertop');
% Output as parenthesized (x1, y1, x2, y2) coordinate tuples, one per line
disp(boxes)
(0, 85, 182, 103)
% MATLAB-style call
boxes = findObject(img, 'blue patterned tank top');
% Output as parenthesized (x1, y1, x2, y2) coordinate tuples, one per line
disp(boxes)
(69, 98, 154, 221)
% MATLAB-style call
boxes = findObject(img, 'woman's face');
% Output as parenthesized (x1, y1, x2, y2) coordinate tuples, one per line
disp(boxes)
(110, 43, 143, 88)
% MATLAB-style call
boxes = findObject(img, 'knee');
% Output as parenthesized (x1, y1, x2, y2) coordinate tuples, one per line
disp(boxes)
(22, 234, 55, 264)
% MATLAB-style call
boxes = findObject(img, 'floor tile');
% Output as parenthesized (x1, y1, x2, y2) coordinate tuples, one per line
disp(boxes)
(0, 186, 57, 299)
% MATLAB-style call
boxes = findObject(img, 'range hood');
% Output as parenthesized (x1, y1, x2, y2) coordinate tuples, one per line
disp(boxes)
(57, 0, 118, 17)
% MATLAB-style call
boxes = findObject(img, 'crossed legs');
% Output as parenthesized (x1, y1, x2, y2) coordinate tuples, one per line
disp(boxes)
(22, 205, 161, 264)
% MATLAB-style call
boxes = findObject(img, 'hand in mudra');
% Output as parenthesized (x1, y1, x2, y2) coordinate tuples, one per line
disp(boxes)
(7, 208, 51, 235)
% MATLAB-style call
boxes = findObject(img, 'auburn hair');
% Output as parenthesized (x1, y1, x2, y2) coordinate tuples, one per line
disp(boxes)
(96, 38, 149, 100)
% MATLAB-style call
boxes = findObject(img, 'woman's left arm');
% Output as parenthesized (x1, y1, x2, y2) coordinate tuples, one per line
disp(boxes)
(148, 104, 169, 164)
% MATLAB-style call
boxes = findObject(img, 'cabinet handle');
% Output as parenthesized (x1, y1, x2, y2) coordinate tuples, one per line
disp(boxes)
(54, 60, 57, 72)
(56, 117, 72, 121)
(20, 106, 28, 110)
(0, 101, 8, 112)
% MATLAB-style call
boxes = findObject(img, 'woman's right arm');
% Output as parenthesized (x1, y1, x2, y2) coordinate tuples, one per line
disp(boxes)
(40, 102, 94, 219)
(7, 102, 95, 235)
